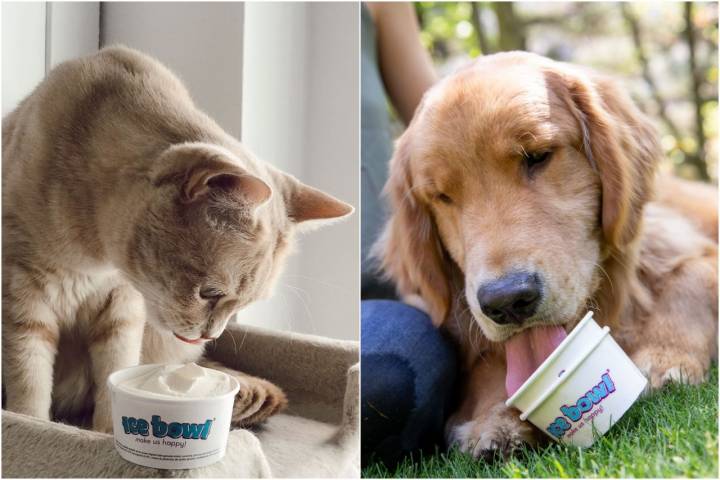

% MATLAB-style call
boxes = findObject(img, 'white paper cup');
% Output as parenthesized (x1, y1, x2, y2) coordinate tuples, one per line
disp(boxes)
(506, 312, 647, 447)
(108, 364, 240, 469)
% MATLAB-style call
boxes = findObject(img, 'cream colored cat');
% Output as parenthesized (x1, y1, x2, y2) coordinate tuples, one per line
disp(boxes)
(2, 46, 353, 432)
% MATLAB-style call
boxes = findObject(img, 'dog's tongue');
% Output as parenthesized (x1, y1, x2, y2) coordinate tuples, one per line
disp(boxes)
(505, 325, 567, 398)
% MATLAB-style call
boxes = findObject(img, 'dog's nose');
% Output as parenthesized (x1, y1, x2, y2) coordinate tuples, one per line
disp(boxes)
(477, 272, 542, 325)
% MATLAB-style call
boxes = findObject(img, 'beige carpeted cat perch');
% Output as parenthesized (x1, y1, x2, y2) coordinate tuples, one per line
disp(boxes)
(1, 323, 359, 478)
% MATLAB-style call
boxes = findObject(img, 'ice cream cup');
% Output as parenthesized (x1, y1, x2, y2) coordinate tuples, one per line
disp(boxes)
(107, 364, 240, 469)
(505, 311, 647, 447)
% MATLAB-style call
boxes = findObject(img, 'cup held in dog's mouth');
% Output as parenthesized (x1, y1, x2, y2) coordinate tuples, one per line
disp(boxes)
(107, 363, 240, 469)
(505, 311, 647, 447)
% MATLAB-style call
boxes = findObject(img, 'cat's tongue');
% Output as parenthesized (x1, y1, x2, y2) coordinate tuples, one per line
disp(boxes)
(505, 325, 567, 398)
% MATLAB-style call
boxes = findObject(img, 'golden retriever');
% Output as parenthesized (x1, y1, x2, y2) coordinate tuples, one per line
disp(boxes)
(375, 51, 718, 457)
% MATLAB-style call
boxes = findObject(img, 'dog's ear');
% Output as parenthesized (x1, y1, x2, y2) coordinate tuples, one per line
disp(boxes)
(375, 130, 451, 326)
(546, 68, 660, 250)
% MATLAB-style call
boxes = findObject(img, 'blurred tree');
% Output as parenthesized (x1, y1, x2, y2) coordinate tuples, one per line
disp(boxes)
(492, 3, 525, 51)
(621, 4, 690, 172)
(684, 2, 709, 180)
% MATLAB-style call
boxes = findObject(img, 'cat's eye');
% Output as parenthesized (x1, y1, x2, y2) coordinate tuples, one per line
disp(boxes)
(523, 150, 552, 176)
(199, 288, 225, 304)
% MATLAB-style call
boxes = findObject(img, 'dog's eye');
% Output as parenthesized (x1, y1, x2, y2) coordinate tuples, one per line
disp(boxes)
(199, 287, 225, 303)
(523, 151, 552, 175)
(434, 192, 453, 205)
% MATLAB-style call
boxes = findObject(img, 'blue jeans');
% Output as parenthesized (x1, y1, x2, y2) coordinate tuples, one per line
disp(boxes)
(361, 300, 458, 467)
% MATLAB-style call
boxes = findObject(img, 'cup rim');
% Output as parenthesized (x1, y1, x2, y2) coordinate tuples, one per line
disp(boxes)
(506, 310, 597, 407)
(107, 363, 241, 404)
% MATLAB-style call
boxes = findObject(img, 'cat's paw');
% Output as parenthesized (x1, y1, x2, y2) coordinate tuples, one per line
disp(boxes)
(446, 403, 538, 460)
(231, 375, 287, 428)
(632, 347, 707, 392)
(91, 412, 114, 434)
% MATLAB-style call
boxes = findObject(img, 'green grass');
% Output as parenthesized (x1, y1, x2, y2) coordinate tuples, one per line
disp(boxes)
(364, 366, 718, 478)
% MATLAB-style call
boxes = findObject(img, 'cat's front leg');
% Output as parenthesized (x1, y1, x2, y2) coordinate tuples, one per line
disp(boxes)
(2, 290, 60, 420)
(199, 359, 288, 427)
(88, 284, 145, 433)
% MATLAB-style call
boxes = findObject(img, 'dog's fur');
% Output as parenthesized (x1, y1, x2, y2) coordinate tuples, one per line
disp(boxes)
(375, 52, 718, 457)
(2, 46, 353, 432)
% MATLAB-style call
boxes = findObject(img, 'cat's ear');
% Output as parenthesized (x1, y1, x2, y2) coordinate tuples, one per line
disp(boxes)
(181, 164, 271, 206)
(153, 144, 272, 208)
(283, 176, 354, 227)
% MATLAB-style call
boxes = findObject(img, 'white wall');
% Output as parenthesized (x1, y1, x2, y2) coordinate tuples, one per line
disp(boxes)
(238, 3, 309, 336)
(240, 2, 359, 340)
(101, 2, 245, 138)
(2, 2, 47, 115)
(46, 2, 100, 69)
(300, 3, 359, 340)
(2, 2, 100, 116)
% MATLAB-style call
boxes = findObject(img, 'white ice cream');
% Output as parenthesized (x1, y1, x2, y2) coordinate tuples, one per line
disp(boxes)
(117, 363, 235, 398)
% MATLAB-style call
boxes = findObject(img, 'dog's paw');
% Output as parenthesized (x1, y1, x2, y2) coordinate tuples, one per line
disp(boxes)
(231, 375, 287, 428)
(632, 347, 707, 391)
(446, 403, 538, 460)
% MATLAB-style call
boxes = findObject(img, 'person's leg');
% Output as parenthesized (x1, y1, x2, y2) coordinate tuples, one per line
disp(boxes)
(361, 299, 458, 468)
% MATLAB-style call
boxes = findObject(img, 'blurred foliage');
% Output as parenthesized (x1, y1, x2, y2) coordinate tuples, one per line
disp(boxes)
(415, 2, 718, 183)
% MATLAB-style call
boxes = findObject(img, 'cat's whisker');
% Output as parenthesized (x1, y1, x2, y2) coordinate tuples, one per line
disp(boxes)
(282, 274, 350, 293)
(282, 283, 316, 334)
(236, 327, 249, 354)
(269, 289, 295, 333)
(224, 325, 240, 357)
(283, 283, 312, 305)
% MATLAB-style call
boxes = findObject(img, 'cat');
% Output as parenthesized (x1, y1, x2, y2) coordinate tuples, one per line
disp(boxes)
(2, 46, 353, 432)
